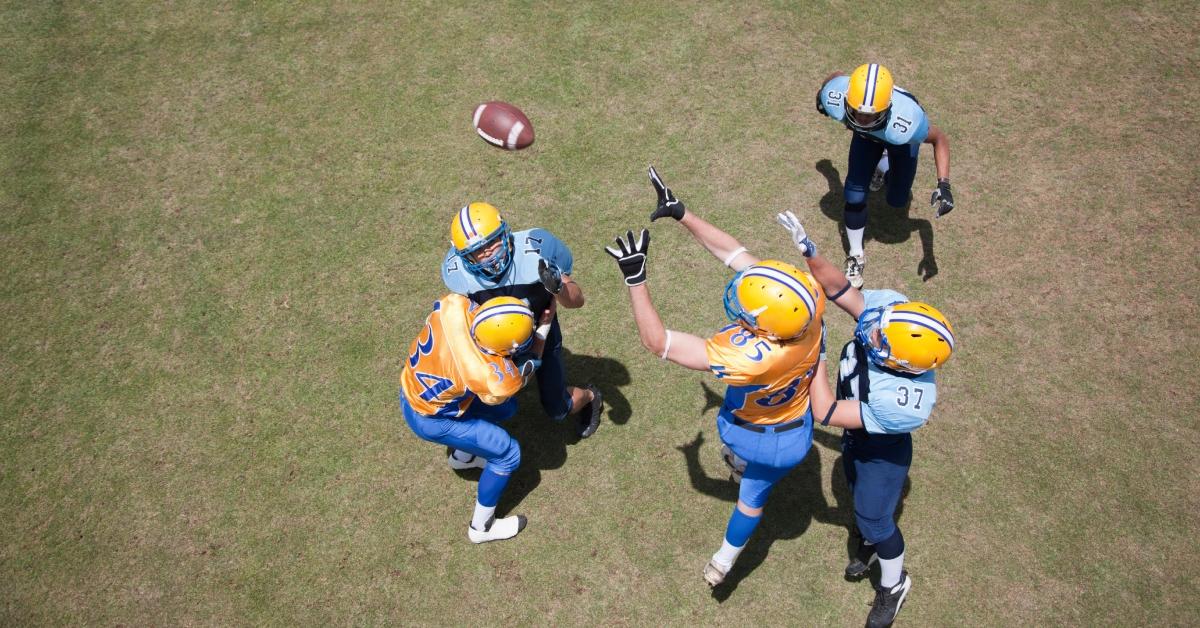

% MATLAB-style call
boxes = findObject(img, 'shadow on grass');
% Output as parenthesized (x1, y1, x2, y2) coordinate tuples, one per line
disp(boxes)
(814, 159, 939, 282)
(486, 349, 631, 514)
(678, 383, 910, 601)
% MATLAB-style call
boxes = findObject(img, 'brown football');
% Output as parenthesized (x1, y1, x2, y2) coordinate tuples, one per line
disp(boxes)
(472, 101, 535, 150)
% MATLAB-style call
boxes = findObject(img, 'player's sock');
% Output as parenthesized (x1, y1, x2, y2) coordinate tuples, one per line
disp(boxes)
(712, 538, 744, 570)
(470, 502, 496, 531)
(472, 468, 512, 530)
(879, 552, 905, 590)
(723, 507, 762, 551)
(875, 527, 906, 589)
(847, 227, 866, 258)
(450, 449, 474, 463)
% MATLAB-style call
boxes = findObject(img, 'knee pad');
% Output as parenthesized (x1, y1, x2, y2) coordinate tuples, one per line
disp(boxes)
(491, 440, 522, 475)
(844, 183, 868, 206)
(844, 202, 868, 229)
(855, 510, 897, 545)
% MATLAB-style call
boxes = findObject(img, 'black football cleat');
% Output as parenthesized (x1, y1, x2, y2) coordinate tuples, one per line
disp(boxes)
(576, 385, 603, 438)
(845, 530, 878, 579)
(866, 571, 912, 628)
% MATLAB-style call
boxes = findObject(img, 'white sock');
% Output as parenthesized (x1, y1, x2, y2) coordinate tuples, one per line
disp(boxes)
(879, 552, 905, 589)
(470, 501, 496, 531)
(876, 153, 890, 176)
(712, 539, 744, 570)
(847, 228, 866, 259)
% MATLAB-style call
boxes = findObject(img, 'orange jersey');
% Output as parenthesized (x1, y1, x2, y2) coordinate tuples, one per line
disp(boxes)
(400, 294, 526, 417)
(706, 322, 822, 425)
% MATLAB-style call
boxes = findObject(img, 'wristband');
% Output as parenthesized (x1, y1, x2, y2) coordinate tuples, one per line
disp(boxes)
(723, 247, 748, 268)
(535, 322, 552, 340)
(661, 330, 673, 360)
(821, 401, 838, 426)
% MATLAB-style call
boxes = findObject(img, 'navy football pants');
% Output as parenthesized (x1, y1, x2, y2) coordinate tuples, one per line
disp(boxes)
(844, 134, 921, 223)
(842, 428, 912, 545)
(536, 317, 574, 421)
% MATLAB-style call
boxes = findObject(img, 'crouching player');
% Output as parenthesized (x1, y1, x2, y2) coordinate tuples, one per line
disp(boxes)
(777, 211, 956, 627)
(400, 293, 553, 543)
(605, 167, 825, 587)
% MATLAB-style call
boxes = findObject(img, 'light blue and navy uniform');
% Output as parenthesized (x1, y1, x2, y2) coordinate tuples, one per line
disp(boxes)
(443, 228, 576, 420)
(819, 75, 930, 225)
(837, 289, 937, 561)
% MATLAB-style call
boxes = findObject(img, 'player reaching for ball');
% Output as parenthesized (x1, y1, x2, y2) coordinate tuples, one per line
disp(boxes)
(606, 167, 825, 588)
(442, 202, 602, 443)
(777, 210, 956, 627)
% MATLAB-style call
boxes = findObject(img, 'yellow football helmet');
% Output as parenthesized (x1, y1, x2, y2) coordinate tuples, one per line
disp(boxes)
(855, 301, 955, 374)
(845, 63, 894, 132)
(449, 202, 513, 281)
(723, 260, 825, 340)
(470, 296, 535, 356)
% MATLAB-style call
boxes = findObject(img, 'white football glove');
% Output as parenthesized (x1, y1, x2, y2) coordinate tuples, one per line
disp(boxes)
(775, 210, 818, 258)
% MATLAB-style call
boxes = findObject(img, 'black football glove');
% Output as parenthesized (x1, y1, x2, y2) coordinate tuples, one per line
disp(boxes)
(537, 258, 563, 294)
(648, 165, 685, 221)
(605, 229, 650, 286)
(930, 178, 954, 218)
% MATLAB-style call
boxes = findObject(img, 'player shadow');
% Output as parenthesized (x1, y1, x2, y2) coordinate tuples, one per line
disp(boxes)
(814, 159, 938, 281)
(484, 350, 631, 514)
(675, 426, 836, 602)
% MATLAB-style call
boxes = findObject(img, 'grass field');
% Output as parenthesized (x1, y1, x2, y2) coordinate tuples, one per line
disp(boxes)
(3, 1, 1198, 625)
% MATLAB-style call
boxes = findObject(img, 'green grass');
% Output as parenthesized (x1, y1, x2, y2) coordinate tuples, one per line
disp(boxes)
(2, 0, 1198, 624)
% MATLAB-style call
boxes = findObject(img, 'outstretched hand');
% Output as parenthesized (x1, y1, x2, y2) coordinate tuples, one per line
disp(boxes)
(775, 210, 818, 258)
(648, 165, 685, 221)
(605, 229, 651, 286)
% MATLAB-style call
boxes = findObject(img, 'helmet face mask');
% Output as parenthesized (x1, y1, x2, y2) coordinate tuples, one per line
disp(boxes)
(450, 202, 514, 281)
(722, 261, 823, 341)
(470, 297, 535, 356)
(855, 302, 955, 374)
(845, 63, 894, 133)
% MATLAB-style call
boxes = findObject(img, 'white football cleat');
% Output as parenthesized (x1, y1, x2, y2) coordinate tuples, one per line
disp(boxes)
(844, 255, 866, 289)
(447, 448, 486, 470)
(468, 515, 527, 544)
(869, 168, 886, 192)
(703, 559, 730, 587)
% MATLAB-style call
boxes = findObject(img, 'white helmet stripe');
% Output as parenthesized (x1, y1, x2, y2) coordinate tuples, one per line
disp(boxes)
(888, 311, 955, 349)
(458, 205, 478, 241)
(471, 304, 533, 334)
(863, 63, 878, 111)
(743, 266, 816, 316)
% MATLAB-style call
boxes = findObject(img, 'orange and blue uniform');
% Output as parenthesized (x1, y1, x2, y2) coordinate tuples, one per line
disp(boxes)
(707, 319, 823, 507)
(400, 294, 529, 474)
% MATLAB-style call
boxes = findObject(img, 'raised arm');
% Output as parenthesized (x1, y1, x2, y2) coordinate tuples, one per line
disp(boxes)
(648, 166, 759, 272)
(775, 211, 866, 320)
(605, 229, 710, 371)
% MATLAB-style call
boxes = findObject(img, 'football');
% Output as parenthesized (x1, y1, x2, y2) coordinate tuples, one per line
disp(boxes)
(472, 101, 535, 150)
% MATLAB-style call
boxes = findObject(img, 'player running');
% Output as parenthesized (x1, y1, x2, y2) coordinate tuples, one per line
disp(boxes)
(443, 202, 602, 439)
(605, 167, 825, 587)
(777, 210, 957, 627)
(815, 63, 955, 288)
(400, 294, 553, 543)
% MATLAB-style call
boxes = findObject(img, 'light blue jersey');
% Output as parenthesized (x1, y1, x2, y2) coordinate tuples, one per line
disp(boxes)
(837, 289, 937, 434)
(820, 76, 929, 146)
(442, 228, 573, 315)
